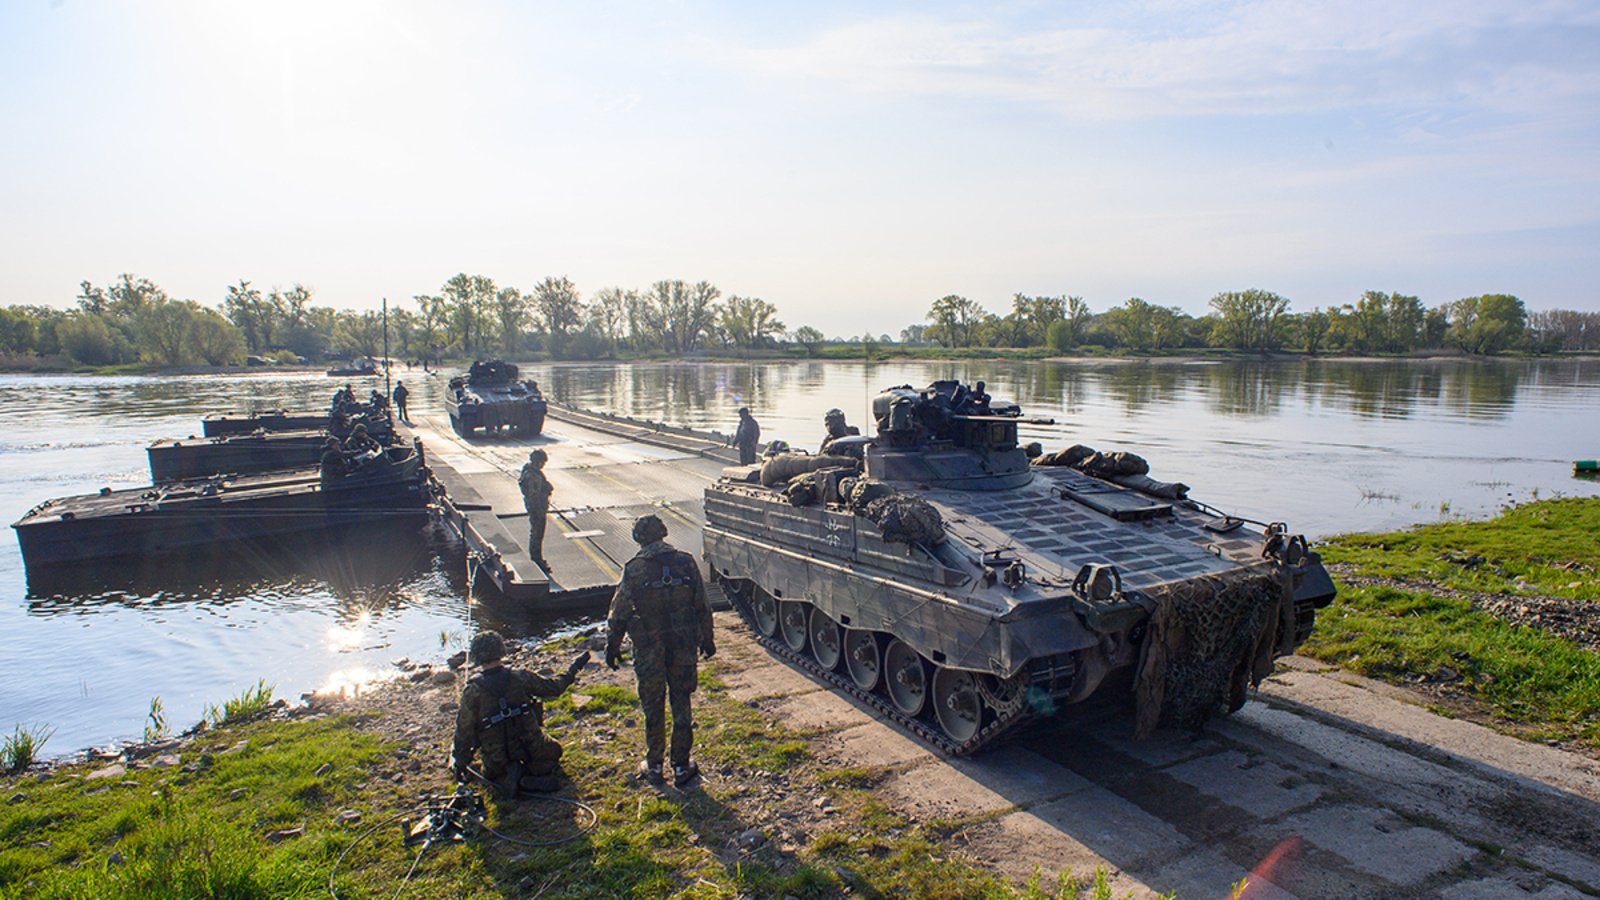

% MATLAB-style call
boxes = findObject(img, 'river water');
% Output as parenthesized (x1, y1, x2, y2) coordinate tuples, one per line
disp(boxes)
(3, 358, 1598, 754)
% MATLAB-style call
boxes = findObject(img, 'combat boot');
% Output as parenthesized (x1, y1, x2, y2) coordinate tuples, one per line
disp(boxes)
(672, 762, 700, 787)
(636, 759, 664, 785)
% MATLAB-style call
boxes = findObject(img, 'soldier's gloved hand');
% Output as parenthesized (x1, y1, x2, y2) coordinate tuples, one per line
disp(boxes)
(605, 647, 622, 670)
(700, 641, 716, 660)
(566, 651, 591, 680)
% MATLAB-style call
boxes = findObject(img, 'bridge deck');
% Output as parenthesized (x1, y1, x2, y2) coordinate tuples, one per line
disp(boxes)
(406, 406, 740, 608)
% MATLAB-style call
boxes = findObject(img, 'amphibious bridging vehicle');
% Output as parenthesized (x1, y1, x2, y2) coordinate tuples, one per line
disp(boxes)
(702, 380, 1335, 754)
(13, 443, 430, 568)
(447, 360, 548, 436)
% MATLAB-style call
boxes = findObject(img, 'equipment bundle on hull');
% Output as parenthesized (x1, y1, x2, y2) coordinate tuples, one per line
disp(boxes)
(12, 398, 431, 572)
(702, 380, 1336, 753)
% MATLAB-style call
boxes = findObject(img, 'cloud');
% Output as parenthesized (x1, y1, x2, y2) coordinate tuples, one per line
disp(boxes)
(714, 1, 1600, 122)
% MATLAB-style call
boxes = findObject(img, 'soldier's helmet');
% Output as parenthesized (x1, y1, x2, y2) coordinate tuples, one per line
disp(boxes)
(738, 407, 750, 416)
(527, 448, 547, 465)
(825, 408, 845, 420)
(352, 423, 368, 434)
(469, 631, 506, 666)
(632, 514, 669, 545)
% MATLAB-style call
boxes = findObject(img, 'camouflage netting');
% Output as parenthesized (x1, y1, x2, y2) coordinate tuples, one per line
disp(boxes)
(1133, 567, 1290, 738)
(837, 477, 946, 546)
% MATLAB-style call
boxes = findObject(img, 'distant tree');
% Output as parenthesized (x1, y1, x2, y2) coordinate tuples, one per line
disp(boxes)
(792, 325, 824, 356)
(190, 307, 246, 365)
(715, 295, 785, 349)
(532, 277, 583, 357)
(0, 307, 36, 355)
(414, 294, 449, 365)
(587, 288, 628, 349)
(898, 323, 928, 345)
(1208, 289, 1289, 351)
(925, 295, 985, 347)
(222, 280, 273, 352)
(647, 280, 719, 353)
(1045, 319, 1074, 352)
(1447, 294, 1527, 355)
(56, 313, 126, 365)
(1300, 308, 1331, 354)
(494, 287, 531, 355)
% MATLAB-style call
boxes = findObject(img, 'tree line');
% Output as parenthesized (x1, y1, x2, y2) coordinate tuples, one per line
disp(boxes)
(0, 273, 790, 367)
(910, 290, 1600, 356)
(1, 275, 1596, 368)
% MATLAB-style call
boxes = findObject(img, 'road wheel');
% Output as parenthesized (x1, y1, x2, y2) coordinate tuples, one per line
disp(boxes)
(884, 639, 928, 717)
(844, 629, 881, 691)
(931, 666, 985, 743)
(778, 600, 809, 653)
(750, 589, 779, 638)
(809, 609, 843, 671)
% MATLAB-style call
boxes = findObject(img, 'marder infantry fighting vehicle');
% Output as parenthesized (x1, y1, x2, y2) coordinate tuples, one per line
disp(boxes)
(702, 380, 1336, 754)
(447, 360, 548, 437)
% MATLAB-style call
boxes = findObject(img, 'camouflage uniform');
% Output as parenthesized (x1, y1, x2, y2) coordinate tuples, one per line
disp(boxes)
(451, 631, 585, 797)
(518, 450, 552, 571)
(606, 516, 715, 779)
(733, 409, 761, 466)
(819, 408, 862, 458)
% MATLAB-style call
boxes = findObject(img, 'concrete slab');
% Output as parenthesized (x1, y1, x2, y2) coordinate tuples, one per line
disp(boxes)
(880, 746, 1091, 821)
(1266, 804, 1476, 888)
(950, 745, 1094, 806)
(1445, 876, 1587, 899)
(719, 663, 818, 702)
(1260, 670, 1600, 803)
(959, 810, 1167, 899)
(1022, 787, 1192, 872)
(823, 720, 929, 769)
(1162, 750, 1324, 820)
(768, 688, 873, 733)
(1144, 848, 1297, 900)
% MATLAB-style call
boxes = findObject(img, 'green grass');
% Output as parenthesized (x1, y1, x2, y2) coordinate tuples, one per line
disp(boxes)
(2, 661, 1169, 898)
(204, 680, 275, 728)
(1320, 497, 1600, 598)
(1, 725, 54, 774)
(1303, 498, 1600, 750)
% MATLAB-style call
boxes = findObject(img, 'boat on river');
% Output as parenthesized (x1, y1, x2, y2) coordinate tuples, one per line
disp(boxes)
(203, 411, 329, 437)
(148, 429, 329, 483)
(12, 444, 431, 568)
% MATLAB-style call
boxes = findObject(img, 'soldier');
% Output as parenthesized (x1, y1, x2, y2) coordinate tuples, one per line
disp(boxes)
(519, 449, 552, 573)
(731, 407, 760, 465)
(342, 422, 380, 456)
(971, 380, 992, 414)
(451, 631, 589, 799)
(820, 408, 861, 457)
(605, 514, 715, 787)
(318, 437, 347, 488)
(392, 381, 410, 424)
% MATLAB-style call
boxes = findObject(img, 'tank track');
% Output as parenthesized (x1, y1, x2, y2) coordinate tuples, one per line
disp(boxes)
(716, 578, 1035, 756)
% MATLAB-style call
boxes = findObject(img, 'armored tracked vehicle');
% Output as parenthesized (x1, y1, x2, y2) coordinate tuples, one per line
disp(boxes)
(703, 380, 1335, 753)
(446, 360, 548, 437)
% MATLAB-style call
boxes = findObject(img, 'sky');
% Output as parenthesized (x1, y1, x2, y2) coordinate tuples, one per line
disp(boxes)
(2, 0, 1597, 336)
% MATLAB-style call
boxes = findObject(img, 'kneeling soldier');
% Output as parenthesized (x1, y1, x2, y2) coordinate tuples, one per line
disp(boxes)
(452, 631, 588, 798)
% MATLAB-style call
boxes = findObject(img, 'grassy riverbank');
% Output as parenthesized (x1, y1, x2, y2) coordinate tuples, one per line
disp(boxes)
(1303, 497, 1600, 752)
(6, 501, 1595, 896)
(0, 647, 1130, 899)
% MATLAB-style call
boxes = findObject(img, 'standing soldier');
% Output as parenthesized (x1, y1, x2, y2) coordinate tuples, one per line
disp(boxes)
(451, 630, 589, 798)
(519, 449, 553, 573)
(731, 407, 761, 465)
(392, 381, 410, 424)
(605, 514, 715, 787)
